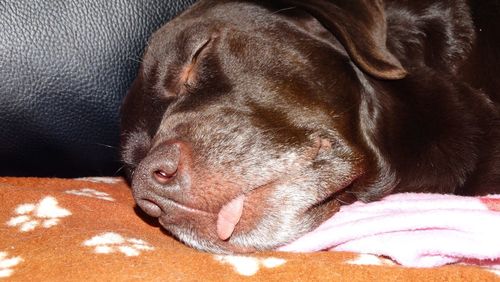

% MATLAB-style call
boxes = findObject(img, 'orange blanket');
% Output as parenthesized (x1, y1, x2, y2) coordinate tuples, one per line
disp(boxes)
(1, 177, 498, 281)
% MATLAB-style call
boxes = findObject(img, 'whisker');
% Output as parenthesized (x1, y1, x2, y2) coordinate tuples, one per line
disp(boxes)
(114, 165, 125, 176)
(95, 143, 117, 149)
(259, 126, 289, 135)
(270, 6, 296, 15)
(335, 198, 351, 205)
(128, 56, 143, 64)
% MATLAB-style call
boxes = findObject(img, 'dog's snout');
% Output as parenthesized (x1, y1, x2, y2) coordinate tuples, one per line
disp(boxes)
(132, 140, 193, 217)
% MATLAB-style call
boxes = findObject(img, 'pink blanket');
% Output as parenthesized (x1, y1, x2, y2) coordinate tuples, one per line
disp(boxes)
(280, 193, 500, 268)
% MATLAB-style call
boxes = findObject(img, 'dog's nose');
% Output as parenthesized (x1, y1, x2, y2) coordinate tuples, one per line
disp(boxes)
(147, 141, 185, 186)
(132, 141, 192, 217)
(132, 140, 191, 196)
(150, 147, 180, 185)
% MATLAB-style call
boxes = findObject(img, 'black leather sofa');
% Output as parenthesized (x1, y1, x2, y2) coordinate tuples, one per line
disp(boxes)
(0, 0, 196, 177)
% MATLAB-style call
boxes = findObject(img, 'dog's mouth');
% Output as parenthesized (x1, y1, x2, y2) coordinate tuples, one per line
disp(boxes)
(145, 172, 359, 254)
(149, 193, 246, 240)
(153, 193, 253, 253)
(148, 180, 275, 241)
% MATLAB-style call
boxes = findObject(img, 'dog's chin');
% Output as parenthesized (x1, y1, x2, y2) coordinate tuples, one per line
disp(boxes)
(162, 224, 232, 254)
(160, 220, 267, 254)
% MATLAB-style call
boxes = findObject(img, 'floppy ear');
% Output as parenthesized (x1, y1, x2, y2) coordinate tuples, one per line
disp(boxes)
(282, 0, 407, 80)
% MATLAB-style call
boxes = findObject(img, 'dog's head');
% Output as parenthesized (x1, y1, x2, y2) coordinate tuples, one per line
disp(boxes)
(121, 0, 476, 253)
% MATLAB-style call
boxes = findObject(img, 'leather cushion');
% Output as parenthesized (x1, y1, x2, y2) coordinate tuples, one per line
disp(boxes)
(0, 0, 196, 177)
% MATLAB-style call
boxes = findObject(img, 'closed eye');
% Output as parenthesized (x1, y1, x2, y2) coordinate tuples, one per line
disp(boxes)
(191, 37, 212, 65)
(180, 37, 213, 93)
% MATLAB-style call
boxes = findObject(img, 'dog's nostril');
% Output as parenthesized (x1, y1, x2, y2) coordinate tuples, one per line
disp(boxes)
(153, 169, 177, 184)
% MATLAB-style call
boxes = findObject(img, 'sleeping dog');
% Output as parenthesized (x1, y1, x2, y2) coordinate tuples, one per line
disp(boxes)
(120, 0, 500, 253)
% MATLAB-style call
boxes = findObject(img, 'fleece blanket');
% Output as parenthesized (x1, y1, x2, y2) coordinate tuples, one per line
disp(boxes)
(1, 177, 499, 281)
(281, 193, 500, 268)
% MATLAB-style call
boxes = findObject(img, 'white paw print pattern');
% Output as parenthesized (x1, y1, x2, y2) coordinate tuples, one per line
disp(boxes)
(215, 255, 287, 276)
(482, 264, 500, 277)
(83, 232, 154, 257)
(76, 177, 122, 184)
(0, 252, 22, 278)
(65, 188, 115, 201)
(6, 196, 71, 232)
(346, 254, 396, 266)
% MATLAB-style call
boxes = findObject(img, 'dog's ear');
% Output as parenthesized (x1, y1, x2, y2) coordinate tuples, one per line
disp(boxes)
(281, 0, 407, 80)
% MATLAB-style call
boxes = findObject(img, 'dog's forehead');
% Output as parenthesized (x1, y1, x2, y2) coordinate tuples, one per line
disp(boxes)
(140, 0, 361, 129)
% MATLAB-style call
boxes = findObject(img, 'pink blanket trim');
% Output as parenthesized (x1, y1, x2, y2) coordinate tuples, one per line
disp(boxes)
(279, 193, 500, 268)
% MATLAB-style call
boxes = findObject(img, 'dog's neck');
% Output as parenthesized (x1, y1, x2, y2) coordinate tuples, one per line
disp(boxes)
(385, 0, 475, 75)
(350, 0, 500, 199)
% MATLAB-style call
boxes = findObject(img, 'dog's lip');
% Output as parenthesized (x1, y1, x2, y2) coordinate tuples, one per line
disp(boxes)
(159, 179, 278, 216)
(160, 198, 213, 216)
(156, 180, 276, 240)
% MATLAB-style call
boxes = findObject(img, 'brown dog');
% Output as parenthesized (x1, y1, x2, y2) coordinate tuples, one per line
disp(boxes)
(120, 0, 500, 253)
